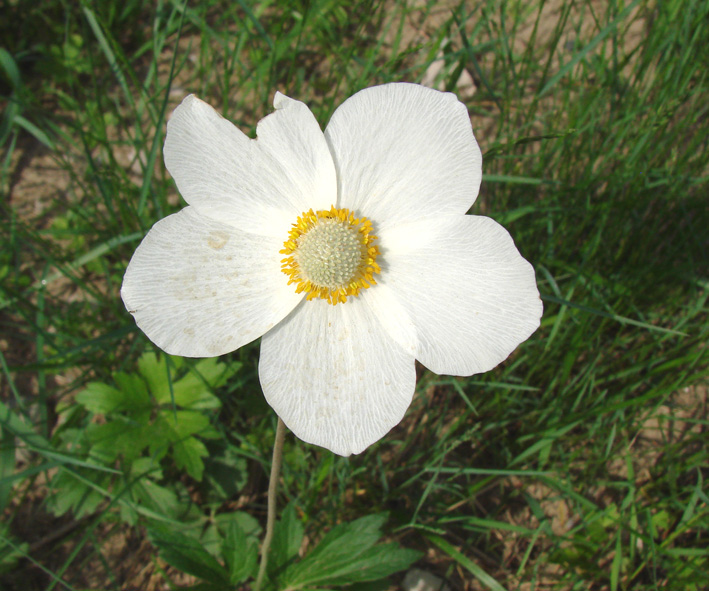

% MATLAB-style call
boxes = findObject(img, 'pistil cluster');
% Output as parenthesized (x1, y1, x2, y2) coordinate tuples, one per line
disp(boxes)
(280, 206, 381, 305)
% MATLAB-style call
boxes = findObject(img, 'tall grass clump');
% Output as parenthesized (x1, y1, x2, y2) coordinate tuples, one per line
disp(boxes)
(1, 0, 707, 589)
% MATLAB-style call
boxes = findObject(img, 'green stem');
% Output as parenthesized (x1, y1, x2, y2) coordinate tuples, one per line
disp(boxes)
(254, 417, 286, 591)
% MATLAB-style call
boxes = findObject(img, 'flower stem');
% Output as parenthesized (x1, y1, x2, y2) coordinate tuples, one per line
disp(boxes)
(254, 417, 286, 591)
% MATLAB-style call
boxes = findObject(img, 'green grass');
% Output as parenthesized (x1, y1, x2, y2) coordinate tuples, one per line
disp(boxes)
(1, 0, 707, 589)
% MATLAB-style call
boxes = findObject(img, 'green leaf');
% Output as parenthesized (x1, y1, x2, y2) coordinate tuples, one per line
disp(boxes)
(130, 456, 163, 480)
(176, 387, 222, 411)
(0, 48, 21, 90)
(158, 409, 210, 439)
(48, 471, 86, 517)
(113, 371, 151, 407)
(138, 351, 171, 400)
(204, 453, 248, 500)
(222, 512, 259, 583)
(119, 502, 139, 526)
(132, 478, 181, 518)
(216, 511, 261, 537)
(286, 543, 420, 588)
(153, 410, 212, 476)
(172, 436, 208, 481)
(86, 421, 129, 463)
(201, 521, 225, 557)
(86, 416, 151, 464)
(269, 502, 304, 579)
(48, 469, 109, 518)
(76, 372, 153, 416)
(148, 524, 230, 586)
(651, 509, 670, 534)
(75, 382, 126, 415)
(282, 514, 420, 589)
(169, 358, 239, 409)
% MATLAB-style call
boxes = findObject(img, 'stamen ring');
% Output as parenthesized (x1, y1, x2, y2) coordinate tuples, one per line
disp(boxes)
(280, 206, 381, 305)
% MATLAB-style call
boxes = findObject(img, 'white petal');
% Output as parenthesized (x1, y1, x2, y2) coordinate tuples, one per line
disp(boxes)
(380, 215, 542, 376)
(324, 83, 482, 230)
(121, 207, 302, 357)
(361, 283, 417, 357)
(164, 94, 336, 237)
(259, 298, 416, 456)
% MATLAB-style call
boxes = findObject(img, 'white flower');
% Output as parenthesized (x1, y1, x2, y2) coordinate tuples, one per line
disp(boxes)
(121, 83, 542, 456)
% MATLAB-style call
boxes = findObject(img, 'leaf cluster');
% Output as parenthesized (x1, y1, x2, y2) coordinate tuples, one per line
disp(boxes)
(149, 506, 420, 591)
(1, 0, 708, 589)
(47, 352, 240, 523)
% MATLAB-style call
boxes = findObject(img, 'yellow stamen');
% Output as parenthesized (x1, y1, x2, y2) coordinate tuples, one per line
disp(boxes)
(280, 206, 381, 305)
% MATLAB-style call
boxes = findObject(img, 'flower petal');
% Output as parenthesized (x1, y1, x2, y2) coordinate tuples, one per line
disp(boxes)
(164, 93, 336, 237)
(362, 283, 418, 357)
(121, 207, 302, 357)
(380, 215, 542, 376)
(324, 83, 482, 229)
(259, 298, 417, 456)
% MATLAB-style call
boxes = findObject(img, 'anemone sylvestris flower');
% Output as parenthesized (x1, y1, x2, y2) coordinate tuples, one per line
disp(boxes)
(121, 83, 542, 456)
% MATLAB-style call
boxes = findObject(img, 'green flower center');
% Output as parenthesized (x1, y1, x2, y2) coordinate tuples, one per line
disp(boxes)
(280, 206, 381, 305)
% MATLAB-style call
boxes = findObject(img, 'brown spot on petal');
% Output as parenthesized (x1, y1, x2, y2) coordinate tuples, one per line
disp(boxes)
(206, 335, 234, 356)
(207, 231, 229, 250)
